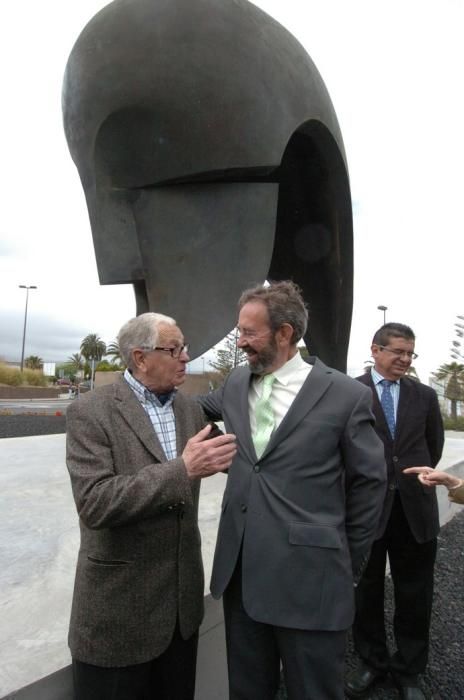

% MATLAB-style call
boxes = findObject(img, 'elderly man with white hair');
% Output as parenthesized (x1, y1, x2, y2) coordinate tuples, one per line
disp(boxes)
(65, 312, 236, 700)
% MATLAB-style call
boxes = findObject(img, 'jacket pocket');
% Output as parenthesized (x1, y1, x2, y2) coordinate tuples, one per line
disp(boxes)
(87, 556, 134, 566)
(288, 522, 342, 549)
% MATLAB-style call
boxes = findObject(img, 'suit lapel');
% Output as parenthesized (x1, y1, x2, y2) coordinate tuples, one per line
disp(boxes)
(359, 372, 394, 442)
(173, 392, 193, 458)
(235, 369, 257, 463)
(395, 378, 411, 442)
(262, 357, 334, 456)
(113, 377, 168, 462)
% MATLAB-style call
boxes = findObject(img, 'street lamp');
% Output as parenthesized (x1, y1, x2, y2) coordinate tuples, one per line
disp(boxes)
(377, 305, 387, 325)
(19, 285, 37, 372)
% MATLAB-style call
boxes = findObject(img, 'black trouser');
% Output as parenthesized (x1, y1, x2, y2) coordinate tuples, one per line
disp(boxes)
(223, 555, 346, 700)
(353, 492, 436, 684)
(72, 624, 198, 700)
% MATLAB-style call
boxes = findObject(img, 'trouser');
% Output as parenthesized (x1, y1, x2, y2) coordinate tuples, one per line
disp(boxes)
(353, 493, 436, 684)
(223, 555, 346, 700)
(72, 624, 199, 700)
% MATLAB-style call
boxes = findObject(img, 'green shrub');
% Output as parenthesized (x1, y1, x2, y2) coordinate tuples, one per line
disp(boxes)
(0, 363, 23, 386)
(442, 415, 464, 431)
(22, 369, 48, 387)
(0, 363, 48, 387)
(96, 360, 122, 371)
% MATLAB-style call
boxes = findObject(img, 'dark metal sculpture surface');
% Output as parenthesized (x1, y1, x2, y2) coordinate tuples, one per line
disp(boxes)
(63, 0, 353, 371)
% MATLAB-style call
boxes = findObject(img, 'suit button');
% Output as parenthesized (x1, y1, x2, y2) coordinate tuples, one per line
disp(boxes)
(241, 504, 247, 513)
(393, 456, 399, 463)
(388, 484, 396, 491)
(253, 465, 260, 473)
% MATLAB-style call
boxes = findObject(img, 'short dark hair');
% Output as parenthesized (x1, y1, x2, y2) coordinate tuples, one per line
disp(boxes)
(238, 280, 308, 344)
(372, 322, 415, 347)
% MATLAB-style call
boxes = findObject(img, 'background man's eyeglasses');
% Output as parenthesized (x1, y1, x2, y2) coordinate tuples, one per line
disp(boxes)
(378, 345, 418, 360)
(140, 344, 189, 359)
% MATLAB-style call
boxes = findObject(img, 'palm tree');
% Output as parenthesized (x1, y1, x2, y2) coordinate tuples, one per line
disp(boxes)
(67, 352, 85, 373)
(25, 355, 43, 370)
(405, 366, 420, 382)
(80, 334, 107, 388)
(80, 334, 107, 362)
(433, 362, 464, 421)
(105, 340, 124, 367)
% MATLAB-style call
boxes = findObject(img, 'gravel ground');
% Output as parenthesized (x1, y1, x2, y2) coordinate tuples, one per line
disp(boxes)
(0, 414, 66, 438)
(278, 509, 464, 699)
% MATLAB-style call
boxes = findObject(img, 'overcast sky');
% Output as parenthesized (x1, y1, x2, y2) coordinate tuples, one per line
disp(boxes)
(0, 0, 463, 380)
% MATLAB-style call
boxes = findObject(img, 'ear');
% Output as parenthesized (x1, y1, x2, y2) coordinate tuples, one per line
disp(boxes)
(277, 323, 294, 345)
(131, 348, 147, 371)
(371, 344, 380, 360)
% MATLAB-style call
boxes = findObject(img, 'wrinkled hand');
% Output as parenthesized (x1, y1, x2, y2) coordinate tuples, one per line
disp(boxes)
(182, 424, 237, 478)
(403, 466, 460, 489)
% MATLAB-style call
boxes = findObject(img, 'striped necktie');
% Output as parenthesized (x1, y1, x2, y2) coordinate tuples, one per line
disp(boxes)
(253, 374, 276, 458)
(380, 379, 396, 438)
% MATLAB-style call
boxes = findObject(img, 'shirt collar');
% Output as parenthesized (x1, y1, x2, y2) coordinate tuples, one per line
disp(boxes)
(371, 367, 400, 386)
(256, 351, 309, 387)
(124, 368, 176, 407)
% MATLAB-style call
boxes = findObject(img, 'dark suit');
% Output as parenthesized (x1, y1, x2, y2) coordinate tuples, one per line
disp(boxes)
(66, 377, 206, 698)
(200, 358, 386, 699)
(353, 372, 444, 683)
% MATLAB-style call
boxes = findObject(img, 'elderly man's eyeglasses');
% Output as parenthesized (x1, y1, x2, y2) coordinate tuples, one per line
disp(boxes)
(140, 344, 189, 359)
(378, 345, 418, 360)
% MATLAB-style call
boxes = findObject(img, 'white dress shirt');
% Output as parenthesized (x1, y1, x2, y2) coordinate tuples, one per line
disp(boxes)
(249, 352, 312, 435)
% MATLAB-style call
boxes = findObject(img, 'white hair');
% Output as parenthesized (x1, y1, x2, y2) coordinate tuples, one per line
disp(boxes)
(117, 312, 176, 369)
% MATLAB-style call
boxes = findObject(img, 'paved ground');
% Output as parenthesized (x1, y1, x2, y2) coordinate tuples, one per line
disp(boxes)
(0, 422, 226, 697)
(1, 415, 463, 698)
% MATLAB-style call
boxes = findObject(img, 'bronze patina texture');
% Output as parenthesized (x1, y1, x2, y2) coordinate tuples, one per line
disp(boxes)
(63, 0, 353, 370)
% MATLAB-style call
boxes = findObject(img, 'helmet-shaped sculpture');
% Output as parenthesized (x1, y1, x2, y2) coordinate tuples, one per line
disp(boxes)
(63, 0, 353, 370)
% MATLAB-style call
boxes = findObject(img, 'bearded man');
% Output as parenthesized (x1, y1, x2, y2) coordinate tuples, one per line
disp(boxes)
(199, 280, 386, 700)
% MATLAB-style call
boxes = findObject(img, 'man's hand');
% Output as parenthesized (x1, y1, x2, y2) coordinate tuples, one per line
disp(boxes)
(182, 424, 237, 478)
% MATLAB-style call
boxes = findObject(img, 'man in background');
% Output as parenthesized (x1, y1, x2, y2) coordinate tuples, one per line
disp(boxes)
(346, 323, 444, 700)
(200, 280, 386, 700)
(66, 312, 236, 700)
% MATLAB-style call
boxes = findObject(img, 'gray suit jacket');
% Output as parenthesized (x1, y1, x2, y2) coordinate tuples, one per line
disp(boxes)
(66, 377, 206, 667)
(200, 358, 386, 631)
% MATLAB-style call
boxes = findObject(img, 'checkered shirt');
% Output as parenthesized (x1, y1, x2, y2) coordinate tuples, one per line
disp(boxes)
(124, 369, 178, 460)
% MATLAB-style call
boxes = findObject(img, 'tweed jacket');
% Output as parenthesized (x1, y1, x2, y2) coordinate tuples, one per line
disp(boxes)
(66, 376, 206, 667)
(200, 358, 386, 632)
(356, 372, 444, 542)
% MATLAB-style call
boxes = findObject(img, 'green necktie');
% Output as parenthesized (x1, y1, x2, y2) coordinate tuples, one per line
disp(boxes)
(253, 374, 276, 458)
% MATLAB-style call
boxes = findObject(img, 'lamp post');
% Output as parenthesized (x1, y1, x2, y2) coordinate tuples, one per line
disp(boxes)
(377, 305, 387, 325)
(90, 357, 96, 391)
(19, 285, 37, 372)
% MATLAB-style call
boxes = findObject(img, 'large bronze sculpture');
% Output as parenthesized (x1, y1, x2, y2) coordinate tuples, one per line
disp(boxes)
(63, 0, 353, 370)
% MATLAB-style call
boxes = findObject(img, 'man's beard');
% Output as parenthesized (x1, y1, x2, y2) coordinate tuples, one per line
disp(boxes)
(244, 338, 278, 376)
